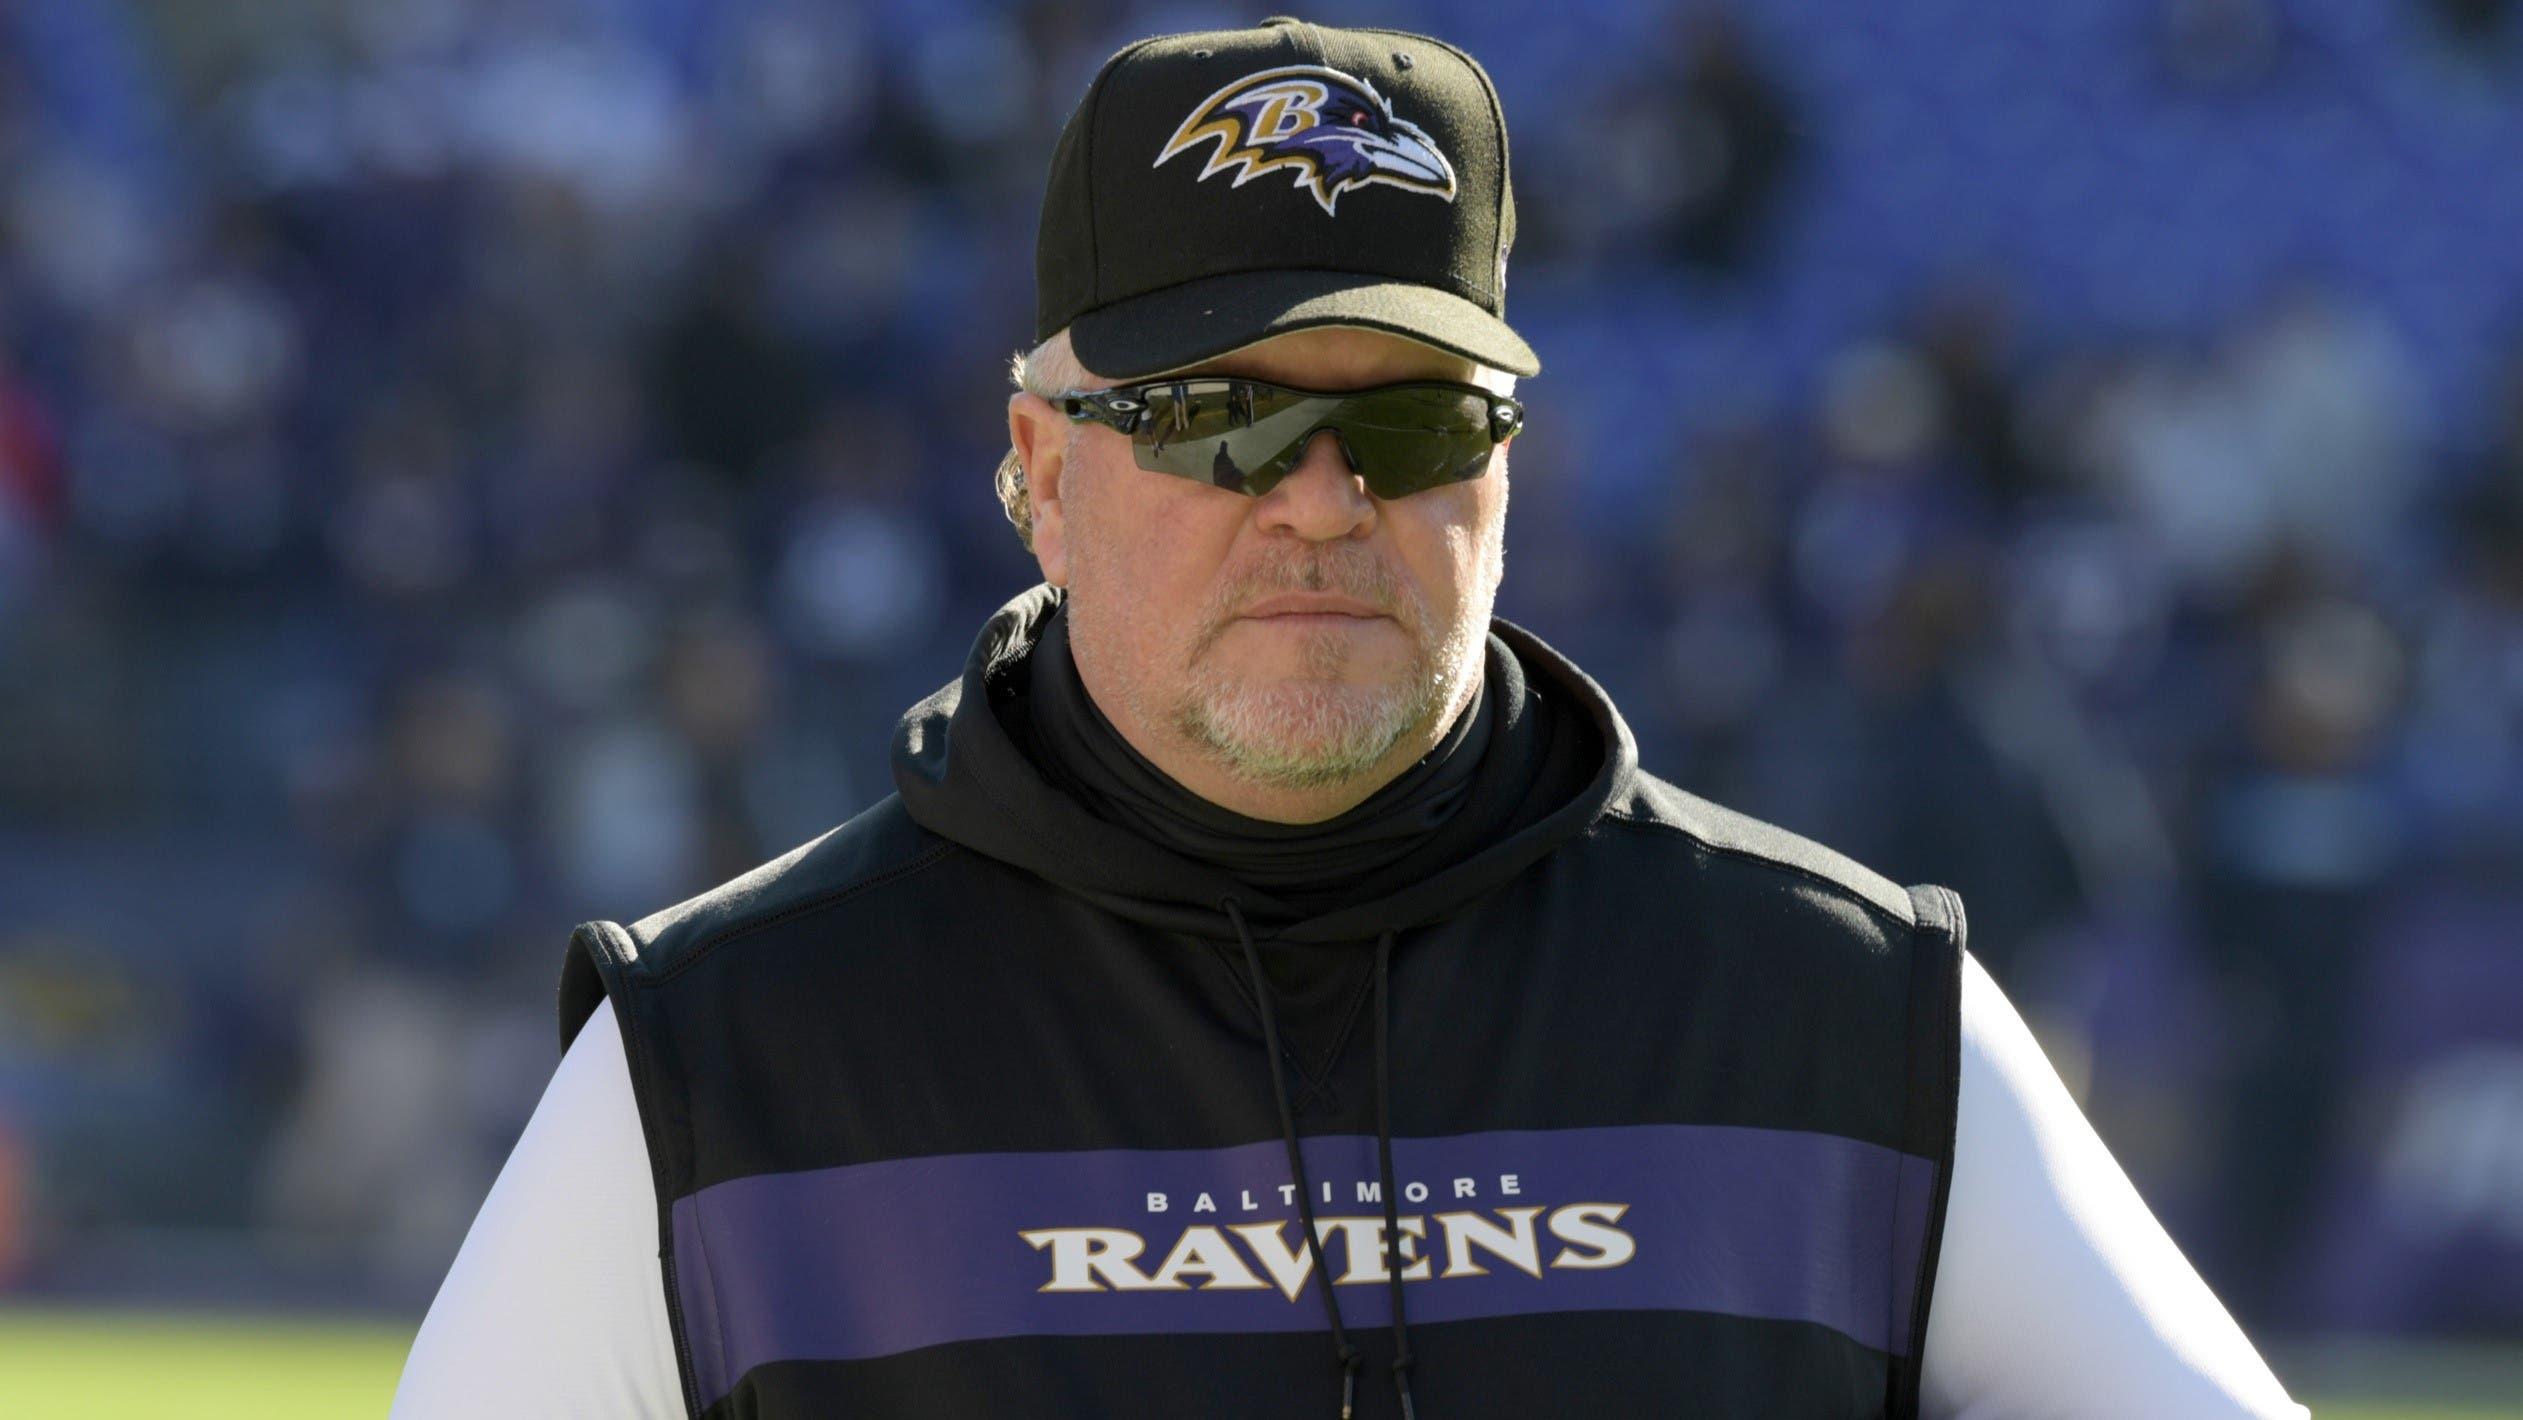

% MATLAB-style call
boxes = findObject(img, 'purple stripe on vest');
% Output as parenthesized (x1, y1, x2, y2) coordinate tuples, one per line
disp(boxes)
(670, 1123, 1938, 1408)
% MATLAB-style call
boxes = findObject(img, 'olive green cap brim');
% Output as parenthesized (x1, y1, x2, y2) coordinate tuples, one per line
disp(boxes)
(1067, 267, 1541, 382)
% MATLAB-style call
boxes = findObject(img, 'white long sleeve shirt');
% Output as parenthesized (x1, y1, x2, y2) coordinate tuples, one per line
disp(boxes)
(393, 950, 2310, 1418)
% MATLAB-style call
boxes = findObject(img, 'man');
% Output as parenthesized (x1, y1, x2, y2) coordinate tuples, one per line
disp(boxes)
(395, 18, 2311, 1419)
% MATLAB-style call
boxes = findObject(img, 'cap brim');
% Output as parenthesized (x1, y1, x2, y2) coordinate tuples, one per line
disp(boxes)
(1066, 268, 1540, 382)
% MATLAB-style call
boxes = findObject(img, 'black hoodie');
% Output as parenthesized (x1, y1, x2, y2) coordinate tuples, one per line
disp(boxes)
(560, 582, 1964, 1420)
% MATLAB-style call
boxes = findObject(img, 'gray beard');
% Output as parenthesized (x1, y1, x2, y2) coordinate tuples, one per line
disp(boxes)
(1170, 630, 1449, 791)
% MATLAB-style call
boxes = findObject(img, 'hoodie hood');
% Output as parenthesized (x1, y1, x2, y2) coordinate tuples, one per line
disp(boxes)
(893, 582, 1638, 944)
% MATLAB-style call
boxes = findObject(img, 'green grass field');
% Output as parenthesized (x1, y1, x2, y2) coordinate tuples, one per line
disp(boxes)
(0, 1311, 411, 1418)
(0, 1309, 2515, 1417)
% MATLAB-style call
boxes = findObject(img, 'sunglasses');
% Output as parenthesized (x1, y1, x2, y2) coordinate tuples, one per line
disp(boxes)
(1058, 376, 1524, 499)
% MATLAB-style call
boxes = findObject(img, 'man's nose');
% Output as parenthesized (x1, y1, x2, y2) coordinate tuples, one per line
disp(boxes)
(1253, 429, 1376, 541)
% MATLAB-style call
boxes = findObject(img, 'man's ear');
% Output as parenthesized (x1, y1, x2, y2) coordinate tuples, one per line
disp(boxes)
(1008, 391, 1071, 586)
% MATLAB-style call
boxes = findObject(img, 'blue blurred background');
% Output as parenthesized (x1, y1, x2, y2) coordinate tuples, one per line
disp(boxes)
(0, 0, 2520, 1393)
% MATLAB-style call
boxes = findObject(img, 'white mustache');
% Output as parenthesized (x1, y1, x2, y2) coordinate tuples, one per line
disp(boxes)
(1187, 553, 1417, 661)
(1228, 558, 1402, 621)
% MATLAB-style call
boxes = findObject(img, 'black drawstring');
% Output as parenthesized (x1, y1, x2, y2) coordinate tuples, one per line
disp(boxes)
(1372, 928, 1419, 1420)
(1224, 896, 1363, 1417)
(1221, 897, 1419, 1419)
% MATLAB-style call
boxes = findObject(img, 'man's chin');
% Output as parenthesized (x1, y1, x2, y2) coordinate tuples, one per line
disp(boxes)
(1176, 680, 1427, 790)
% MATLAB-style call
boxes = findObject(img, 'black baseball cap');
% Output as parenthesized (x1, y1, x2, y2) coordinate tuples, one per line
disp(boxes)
(1035, 16, 1539, 381)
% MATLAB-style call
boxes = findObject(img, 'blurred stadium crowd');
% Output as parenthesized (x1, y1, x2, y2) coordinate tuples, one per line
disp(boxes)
(0, 0, 2520, 1348)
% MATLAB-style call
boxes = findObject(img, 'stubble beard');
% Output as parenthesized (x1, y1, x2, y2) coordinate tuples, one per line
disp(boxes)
(1173, 626, 1440, 791)
(1065, 461, 1507, 797)
(1165, 543, 1497, 795)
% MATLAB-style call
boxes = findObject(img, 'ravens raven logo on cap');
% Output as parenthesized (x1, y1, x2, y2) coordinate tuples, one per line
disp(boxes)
(1154, 64, 1458, 217)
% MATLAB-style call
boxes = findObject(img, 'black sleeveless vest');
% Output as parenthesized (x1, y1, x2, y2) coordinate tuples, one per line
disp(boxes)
(558, 587, 1964, 1419)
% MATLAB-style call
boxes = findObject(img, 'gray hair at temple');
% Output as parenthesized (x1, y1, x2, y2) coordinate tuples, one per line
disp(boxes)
(995, 329, 1093, 552)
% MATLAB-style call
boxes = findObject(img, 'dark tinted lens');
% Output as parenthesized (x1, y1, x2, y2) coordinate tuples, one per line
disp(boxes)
(1131, 381, 1319, 494)
(1333, 388, 1497, 497)
(1139, 381, 1242, 445)
(1125, 382, 1499, 498)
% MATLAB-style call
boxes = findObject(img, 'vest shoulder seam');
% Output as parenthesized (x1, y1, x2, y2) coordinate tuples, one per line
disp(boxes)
(1595, 806, 1912, 934)
(635, 840, 964, 989)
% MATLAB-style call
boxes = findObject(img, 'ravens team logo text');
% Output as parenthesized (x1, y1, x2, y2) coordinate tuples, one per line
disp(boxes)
(1154, 64, 1459, 216)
